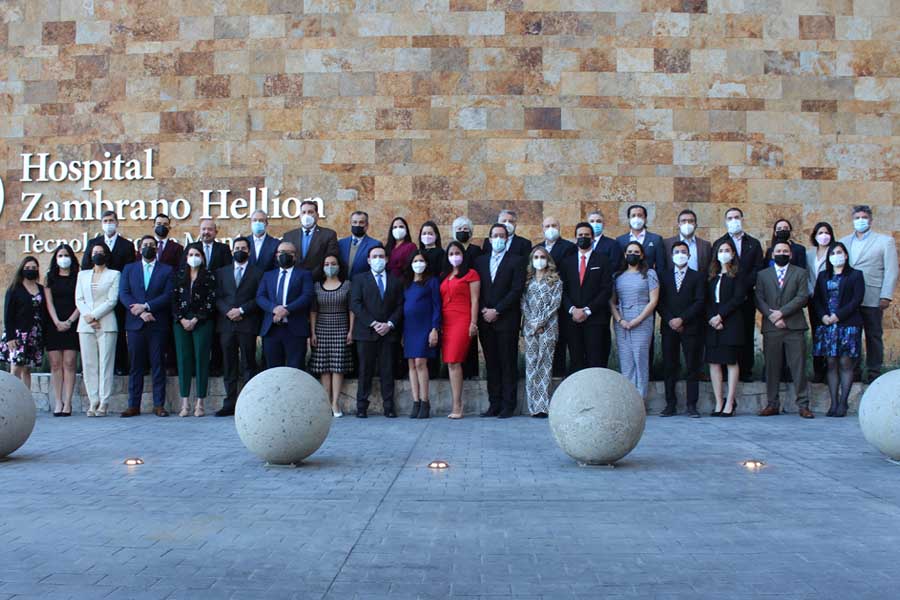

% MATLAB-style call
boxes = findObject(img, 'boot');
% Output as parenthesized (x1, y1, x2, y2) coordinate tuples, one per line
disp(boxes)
(417, 400, 431, 419)
(410, 401, 421, 419)
(835, 398, 848, 418)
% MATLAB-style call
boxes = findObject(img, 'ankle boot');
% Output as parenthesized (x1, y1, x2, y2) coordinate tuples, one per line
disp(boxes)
(410, 401, 421, 419)
(417, 400, 431, 419)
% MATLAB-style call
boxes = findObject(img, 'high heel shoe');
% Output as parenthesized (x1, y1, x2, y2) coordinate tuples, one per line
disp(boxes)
(721, 402, 736, 417)
(835, 400, 848, 418)
(410, 401, 421, 419)
(711, 406, 723, 417)
(194, 400, 205, 417)
(179, 400, 190, 418)
(417, 401, 430, 419)
(97, 404, 108, 417)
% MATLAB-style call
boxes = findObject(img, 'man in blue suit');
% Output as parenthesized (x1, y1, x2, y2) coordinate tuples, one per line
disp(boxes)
(248, 209, 280, 272)
(119, 235, 175, 417)
(587, 209, 624, 269)
(338, 210, 380, 277)
(615, 204, 666, 270)
(257, 241, 315, 370)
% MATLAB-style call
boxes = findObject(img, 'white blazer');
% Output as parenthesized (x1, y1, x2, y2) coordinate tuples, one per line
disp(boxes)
(840, 231, 899, 308)
(75, 268, 121, 333)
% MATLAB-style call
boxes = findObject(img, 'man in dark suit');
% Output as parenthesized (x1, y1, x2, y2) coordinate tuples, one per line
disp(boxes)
(657, 241, 706, 417)
(350, 245, 404, 418)
(80, 210, 137, 375)
(152, 213, 184, 268)
(256, 241, 314, 370)
(587, 210, 624, 269)
(248, 209, 280, 272)
(663, 209, 712, 274)
(755, 241, 812, 418)
(475, 223, 526, 418)
(118, 235, 174, 418)
(714, 207, 765, 381)
(615, 204, 666, 271)
(214, 237, 263, 417)
(539, 216, 576, 376)
(281, 200, 340, 280)
(186, 218, 232, 376)
(560, 222, 614, 372)
(339, 210, 381, 278)
(480, 209, 532, 257)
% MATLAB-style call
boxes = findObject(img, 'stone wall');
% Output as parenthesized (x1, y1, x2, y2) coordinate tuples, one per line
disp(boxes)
(1, 1, 898, 359)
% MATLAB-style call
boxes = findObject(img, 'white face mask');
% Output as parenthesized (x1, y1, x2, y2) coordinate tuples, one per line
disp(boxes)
(392, 227, 407, 241)
(102, 222, 117, 236)
(300, 214, 316, 228)
(502, 221, 515, 235)
(532, 257, 547, 271)
(629, 217, 645, 231)
(57, 256, 72, 269)
(370, 257, 386, 273)
(543, 227, 560, 242)
(718, 252, 733, 265)
(726, 218, 743, 235)
(829, 254, 846, 267)
(672, 253, 689, 267)
(853, 218, 870, 233)
(420, 233, 435, 246)
(448, 254, 463, 267)
(187, 255, 203, 268)
(679, 223, 695, 237)
(411, 260, 427, 274)
(816, 233, 831, 247)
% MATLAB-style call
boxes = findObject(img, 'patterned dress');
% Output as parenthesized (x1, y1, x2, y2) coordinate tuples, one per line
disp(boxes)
(1, 284, 45, 367)
(521, 276, 562, 414)
(813, 274, 862, 358)
(309, 281, 353, 374)
(613, 269, 659, 398)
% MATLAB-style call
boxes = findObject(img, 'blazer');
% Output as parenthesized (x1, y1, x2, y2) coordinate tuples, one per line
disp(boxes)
(840, 231, 899, 307)
(248, 233, 280, 273)
(350, 270, 405, 342)
(592, 235, 624, 272)
(813, 268, 865, 328)
(481, 234, 533, 257)
(256, 267, 315, 338)
(172, 268, 217, 322)
(805, 246, 829, 296)
(754, 265, 809, 333)
(154, 238, 184, 269)
(538, 238, 576, 267)
(282, 226, 340, 280)
(80, 234, 137, 272)
(186, 240, 233, 272)
(118, 261, 174, 331)
(657, 267, 706, 336)
(764, 241, 807, 270)
(714, 233, 765, 292)
(616, 231, 666, 271)
(706, 272, 748, 346)
(75, 268, 121, 333)
(663, 236, 712, 274)
(339, 235, 381, 277)
(215, 262, 264, 335)
(3, 283, 45, 336)
(473, 251, 526, 332)
(559, 250, 613, 324)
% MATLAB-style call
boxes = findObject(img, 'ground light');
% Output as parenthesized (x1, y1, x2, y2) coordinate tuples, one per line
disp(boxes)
(123, 458, 144, 466)
(741, 459, 766, 472)
(428, 460, 449, 470)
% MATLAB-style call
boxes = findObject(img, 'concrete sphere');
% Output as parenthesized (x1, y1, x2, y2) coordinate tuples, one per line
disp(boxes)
(0, 371, 36, 458)
(549, 368, 646, 465)
(858, 370, 900, 460)
(235, 367, 332, 465)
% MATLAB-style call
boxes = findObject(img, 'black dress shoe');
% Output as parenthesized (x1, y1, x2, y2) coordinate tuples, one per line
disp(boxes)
(52, 412, 62, 417)
(686, 406, 701, 418)
(385, 410, 397, 418)
(410, 401, 421, 419)
(61, 412, 71, 417)
(356, 411, 368, 419)
(532, 412, 548, 419)
(497, 410, 514, 419)
(659, 406, 676, 417)
(480, 409, 500, 417)
(214, 407, 235, 417)
(114, 369, 128, 376)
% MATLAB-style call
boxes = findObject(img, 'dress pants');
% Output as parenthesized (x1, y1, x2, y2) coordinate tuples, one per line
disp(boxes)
(738, 299, 757, 379)
(127, 328, 168, 409)
(567, 318, 610, 373)
(356, 338, 397, 412)
(113, 304, 129, 372)
(173, 320, 213, 398)
(552, 314, 568, 377)
(262, 325, 307, 370)
(661, 328, 702, 409)
(479, 323, 519, 414)
(859, 306, 884, 379)
(221, 329, 259, 410)
(763, 329, 809, 410)
(79, 330, 116, 408)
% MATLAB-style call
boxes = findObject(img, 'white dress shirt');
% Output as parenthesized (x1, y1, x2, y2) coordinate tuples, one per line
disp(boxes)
(253, 234, 266, 259)
(104, 234, 118, 251)
(680, 235, 698, 271)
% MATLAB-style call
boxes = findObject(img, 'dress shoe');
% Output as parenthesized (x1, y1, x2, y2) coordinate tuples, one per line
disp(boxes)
(835, 400, 849, 418)
(385, 409, 397, 418)
(826, 403, 837, 417)
(114, 369, 128, 376)
(410, 401, 421, 419)
(97, 404, 108, 417)
(758, 405, 780, 417)
(480, 408, 500, 417)
(721, 404, 736, 417)
(417, 401, 431, 419)
(153, 406, 169, 417)
(52, 412, 62, 417)
(61, 412, 71, 417)
(799, 407, 815, 419)
(215, 407, 235, 417)
(710, 407, 722, 417)
(356, 410, 368, 418)
(497, 410, 515, 419)
(332, 410, 343, 418)
(659, 405, 676, 417)
(531, 412, 548, 419)
(120, 407, 140, 418)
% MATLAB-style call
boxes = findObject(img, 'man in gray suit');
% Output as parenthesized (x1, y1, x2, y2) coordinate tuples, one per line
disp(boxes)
(663, 209, 712, 274)
(840, 205, 899, 382)
(755, 241, 812, 418)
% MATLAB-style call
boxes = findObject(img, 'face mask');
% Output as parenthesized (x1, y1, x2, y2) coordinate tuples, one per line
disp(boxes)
(23, 269, 39, 281)
(590, 222, 603, 236)
(141, 247, 157, 261)
(853, 218, 870, 233)
(323, 265, 339, 278)
(351, 225, 366, 238)
(91, 253, 107, 266)
(625, 254, 641, 266)
(672, 253, 689, 267)
(816, 233, 831, 247)
(370, 257, 386, 273)
(232, 250, 248, 264)
(491, 237, 507, 253)
(773, 254, 790, 267)
(300, 214, 316, 228)
(576, 237, 592, 250)
(448, 254, 463, 267)
(543, 227, 560, 242)
(532, 257, 547, 271)
(774, 230, 790, 243)
(411, 261, 427, 274)
(420, 233, 436, 246)
(57, 256, 72, 269)
(155, 225, 169, 238)
(829, 254, 846, 267)
(629, 217, 645, 231)
(187, 255, 203, 268)
(502, 221, 515, 235)
(455, 231, 471, 244)
(726, 219, 743, 235)
(718, 252, 733, 265)
(102, 222, 117, 236)
(679, 223, 695, 237)
(251, 221, 266, 236)
(277, 253, 295, 268)
(392, 227, 407, 241)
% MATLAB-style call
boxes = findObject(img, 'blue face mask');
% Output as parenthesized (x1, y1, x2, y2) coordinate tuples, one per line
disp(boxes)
(853, 218, 870, 233)
(491, 237, 507, 253)
(251, 221, 266, 236)
(590, 222, 603, 236)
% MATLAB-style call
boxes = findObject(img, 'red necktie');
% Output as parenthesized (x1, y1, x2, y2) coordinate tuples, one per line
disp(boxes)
(579, 254, 586, 284)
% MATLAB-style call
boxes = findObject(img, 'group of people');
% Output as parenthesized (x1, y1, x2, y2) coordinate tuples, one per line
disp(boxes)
(2, 202, 896, 421)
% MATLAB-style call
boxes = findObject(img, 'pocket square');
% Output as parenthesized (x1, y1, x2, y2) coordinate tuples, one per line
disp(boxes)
(590, 266, 600, 270)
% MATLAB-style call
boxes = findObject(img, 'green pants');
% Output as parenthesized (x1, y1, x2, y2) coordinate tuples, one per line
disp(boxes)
(173, 319, 213, 398)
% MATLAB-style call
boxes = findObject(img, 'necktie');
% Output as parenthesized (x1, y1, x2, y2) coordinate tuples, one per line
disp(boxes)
(351, 237, 358, 246)
(579, 254, 586, 285)
(675, 268, 684, 292)
(276, 270, 287, 306)
(235, 265, 243, 287)
(158, 240, 165, 256)
(348, 238, 359, 267)
(376, 273, 385, 298)
(143, 263, 152, 290)
(205, 244, 212, 266)
(491, 254, 500, 281)
(302, 230, 312, 259)
(777, 268, 785, 289)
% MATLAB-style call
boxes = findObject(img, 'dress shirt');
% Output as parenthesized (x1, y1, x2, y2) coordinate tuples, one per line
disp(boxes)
(489, 246, 508, 281)
(570, 249, 594, 316)
(370, 269, 394, 330)
(680, 235, 698, 271)
(253, 234, 265, 259)
(729, 233, 744, 257)
(234, 262, 247, 314)
(104, 234, 118, 251)
(629, 230, 646, 245)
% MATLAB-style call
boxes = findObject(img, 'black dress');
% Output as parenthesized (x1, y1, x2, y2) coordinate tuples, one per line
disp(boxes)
(705, 273, 747, 365)
(422, 246, 446, 275)
(44, 273, 79, 351)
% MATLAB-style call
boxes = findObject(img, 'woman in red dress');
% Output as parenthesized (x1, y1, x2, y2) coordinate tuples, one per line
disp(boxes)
(440, 241, 480, 418)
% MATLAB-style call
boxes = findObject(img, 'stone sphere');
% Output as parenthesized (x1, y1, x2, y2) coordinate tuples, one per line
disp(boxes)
(858, 370, 900, 460)
(235, 367, 332, 465)
(549, 368, 646, 465)
(0, 371, 37, 458)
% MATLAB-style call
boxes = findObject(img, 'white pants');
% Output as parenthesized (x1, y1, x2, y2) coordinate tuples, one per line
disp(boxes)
(79, 331, 116, 408)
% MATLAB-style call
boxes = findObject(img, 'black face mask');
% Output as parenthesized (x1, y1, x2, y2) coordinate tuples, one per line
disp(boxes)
(576, 237, 592, 250)
(141, 247, 157, 261)
(22, 269, 39, 281)
(233, 250, 249, 264)
(278, 253, 295, 269)
(351, 225, 366, 238)
(774, 230, 790, 243)
(773, 254, 791, 267)
(154, 225, 169, 238)
(455, 231, 471, 244)
(625, 254, 641, 266)
(92, 254, 108, 266)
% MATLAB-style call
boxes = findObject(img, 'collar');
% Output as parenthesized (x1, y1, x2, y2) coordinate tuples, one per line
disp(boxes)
(371, 269, 385, 278)
(142, 259, 156, 268)
(630, 230, 646, 239)
(253, 233, 266, 241)
(234, 261, 247, 269)
(104, 234, 118, 244)
(280, 266, 294, 275)
(302, 226, 316, 233)
(730, 232, 744, 241)
(680, 234, 695, 243)
(855, 229, 873, 241)
(675, 265, 688, 273)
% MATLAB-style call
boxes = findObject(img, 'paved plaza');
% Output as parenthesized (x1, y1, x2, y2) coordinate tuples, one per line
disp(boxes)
(2, 412, 899, 599)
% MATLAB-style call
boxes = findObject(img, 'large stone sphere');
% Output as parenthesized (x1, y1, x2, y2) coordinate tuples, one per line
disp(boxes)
(549, 368, 646, 465)
(0, 371, 36, 458)
(235, 367, 332, 465)
(858, 370, 900, 460)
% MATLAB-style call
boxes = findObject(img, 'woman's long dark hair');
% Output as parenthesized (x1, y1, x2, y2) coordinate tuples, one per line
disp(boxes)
(769, 218, 793, 248)
(809, 221, 835, 248)
(418, 220, 443, 250)
(441, 241, 471, 279)
(709, 239, 739, 280)
(824, 242, 854, 277)
(403, 252, 433, 287)
(385, 216, 413, 256)
(176, 247, 208, 287)
(615, 241, 649, 279)
(47, 244, 80, 285)
(8, 256, 40, 293)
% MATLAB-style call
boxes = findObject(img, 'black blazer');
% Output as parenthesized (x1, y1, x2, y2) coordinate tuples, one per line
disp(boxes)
(155, 238, 184, 269)
(215, 263, 264, 335)
(705, 273, 748, 346)
(813, 268, 865, 329)
(714, 233, 765, 292)
(560, 250, 613, 324)
(81, 235, 136, 272)
(481, 234, 532, 257)
(538, 238, 576, 267)
(657, 267, 706, 336)
(421, 246, 446, 275)
(473, 251, 526, 332)
(350, 271, 404, 342)
(593, 236, 624, 272)
(248, 234, 280, 273)
(764, 241, 808, 270)
(3, 283, 44, 335)
(172, 268, 217, 322)
(186, 241, 233, 272)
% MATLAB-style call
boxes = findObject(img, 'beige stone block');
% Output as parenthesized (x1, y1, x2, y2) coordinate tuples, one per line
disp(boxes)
(76, 20, 110, 45)
(854, 0, 891, 16)
(560, 72, 598, 96)
(375, 175, 412, 203)
(854, 77, 899, 101)
(635, 109, 673, 135)
(468, 11, 505, 36)
(126, 77, 161, 99)
(652, 13, 690, 37)
(122, 112, 161, 134)
(9, 22, 42, 46)
(0, 116, 24, 138)
(709, 142, 746, 166)
(215, 50, 250, 75)
(617, 48, 653, 72)
(691, 49, 726, 74)
(836, 17, 872, 40)
(635, 177, 672, 205)
(673, 141, 711, 166)
(249, 15, 286, 38)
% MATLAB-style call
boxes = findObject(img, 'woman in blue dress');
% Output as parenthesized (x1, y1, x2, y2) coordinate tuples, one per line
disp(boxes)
(402, 252, 441, 419)
(812, 242, 864, 417)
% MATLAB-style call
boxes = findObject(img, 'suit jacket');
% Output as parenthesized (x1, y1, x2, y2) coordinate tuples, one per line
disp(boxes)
(473, 251, 526, 332)
(592, 235, 624, 271)
(764, 241, 807, 270)
(840, 231, 899, 307)
(256, 267, 314, 338)
(538, 238, 576, 267)
(338, 235, 381, 278)
(215, 262, 263, 335)
(714, 233, 765, 293)
(560, 250, 613, 324)
(154, 238, 184, 269)
(706, 273, 748, 346)
(186, 240, 233, 272)
(813, 267, 865, 329)
(664, 236, 712, 274)
(118, 261, 174, 331)
(75, 268, 121, 333)
(805, 246, 829, 296)
(350, 271, 404, 342)
(481, 234, 532, 257)
(657, 267, 706, 336)
(248, 234, 280, 273)
(282, 226, 340, 280)
(616, 231, 666, 271)
(81, 234, 136, 272)
(754, 265, 809, 333)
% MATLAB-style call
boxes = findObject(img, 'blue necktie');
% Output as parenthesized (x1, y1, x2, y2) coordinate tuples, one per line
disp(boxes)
(376, 273, 385, 298)
(276, 270, 287, 306)
(302, 230, 311, 259)
(143, 263, 152, 290)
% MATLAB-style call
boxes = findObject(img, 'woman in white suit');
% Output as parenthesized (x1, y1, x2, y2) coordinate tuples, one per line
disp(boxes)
(75, 243, 121, 416)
